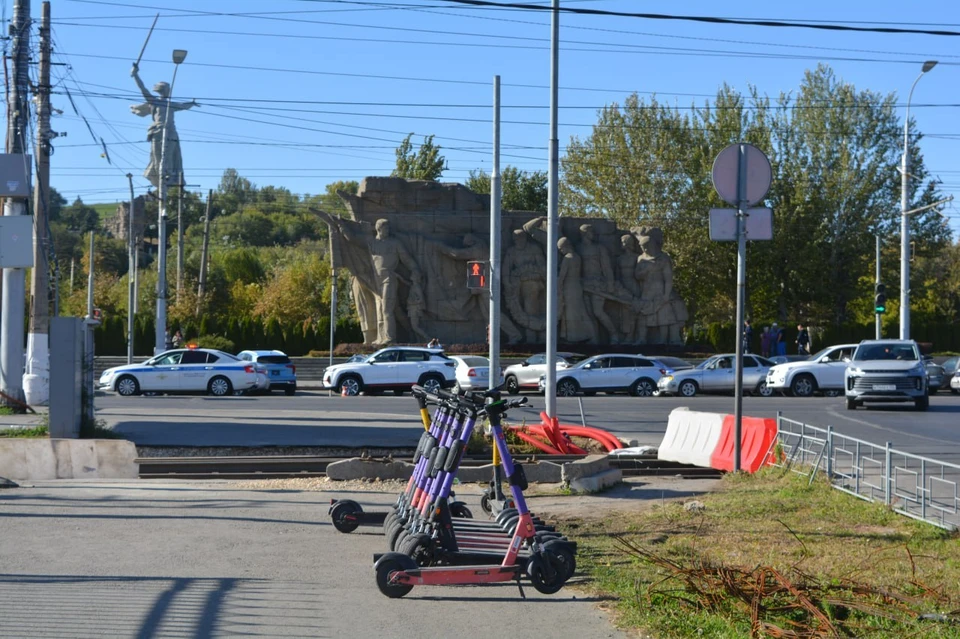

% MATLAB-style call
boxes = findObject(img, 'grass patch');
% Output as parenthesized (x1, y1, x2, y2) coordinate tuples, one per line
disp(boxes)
(0, 407, 13, 416)
(568, 470, 960, 638)
(0, 425, 49, 438)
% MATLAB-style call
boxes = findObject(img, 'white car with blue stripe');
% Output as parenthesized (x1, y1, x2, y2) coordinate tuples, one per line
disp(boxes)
(99, 348, 259, 397)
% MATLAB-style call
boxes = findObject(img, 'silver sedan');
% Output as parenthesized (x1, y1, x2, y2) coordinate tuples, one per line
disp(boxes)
(657, 353, 775, 397)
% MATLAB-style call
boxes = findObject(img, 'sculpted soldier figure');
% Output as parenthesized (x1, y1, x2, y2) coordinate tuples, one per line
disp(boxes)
(578, 224, 620, 343)
(130, 63, 197, 188)
(338, 218, 421, 345)
(616, 234, 643, 343)
(503, 228, 547, 342)
(634, 226, 688, 344)
(557, 237, 597, 343)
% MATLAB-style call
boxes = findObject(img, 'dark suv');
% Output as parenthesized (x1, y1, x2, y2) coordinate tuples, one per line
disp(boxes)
(844, 340, 927, 411)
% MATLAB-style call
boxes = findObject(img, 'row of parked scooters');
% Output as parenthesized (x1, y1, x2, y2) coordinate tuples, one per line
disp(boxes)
(329, 384, 577, 598)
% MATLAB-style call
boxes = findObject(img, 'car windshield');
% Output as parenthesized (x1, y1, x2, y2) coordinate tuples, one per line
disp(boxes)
(560, 354, 587, 365)
(216, 351, 239, 361)
(854, 343, 919, 361)
(346, 354, 369, 363)
(696, 357, 719, 370)
(658, 356, 691, 369)
(459, 356, 489, 367)
(808, 347, 832, 361)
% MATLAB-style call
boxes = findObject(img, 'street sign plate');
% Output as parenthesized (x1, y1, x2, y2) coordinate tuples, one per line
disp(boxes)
(708, 208, 773, 241)
(0, 215, 35, 267)
(0, 154, 32, 198)
(711, 144, 771, 207)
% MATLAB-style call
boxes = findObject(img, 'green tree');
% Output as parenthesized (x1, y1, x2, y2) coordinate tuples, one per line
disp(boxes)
(392, 134, 447, 180)
(216, 168, 257, 216)
(466, 166, 548, 212)
(60, 197, 99, 232)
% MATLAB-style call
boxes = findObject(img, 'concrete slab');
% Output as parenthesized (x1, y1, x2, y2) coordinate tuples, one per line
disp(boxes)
(0, 480, 625, 639)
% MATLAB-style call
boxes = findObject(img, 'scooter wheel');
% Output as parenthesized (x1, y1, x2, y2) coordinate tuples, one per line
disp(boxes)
(479, 493, 493, 516)
(375, 552, 417, 598)
(526, 550, 568, 595)
(400, 533, 435, 566)
(386, 520, 406, 550)
(330, 500, 362, 533)
(543, 540, 577, 580)
(501, 515, 520, 534)
(450, 501, 473, 519)
(496, 508, 519, 526)
(394, 529, 412, 553)
(383, 511, 398, 535)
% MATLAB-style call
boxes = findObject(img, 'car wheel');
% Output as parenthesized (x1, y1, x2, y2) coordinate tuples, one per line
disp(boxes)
(284, 387, 296, 396)
(678, 380, 698, 398)
(915, 395, 929, 412)
(755, 380, 774, 397)
(845, 397, 857, 411)
(556, 378, 579, 397)
(952, 388, 959, 395)
(630, 378, 655, 397)
(115, 375, 140, 397)
(505, 376, 520, 395)
(822, 389, 841, 398)
(207, 376, 233, 397)
(339, 375, 362, 396)
(790, 374, 816, 398)
(420, 375, 443, 395)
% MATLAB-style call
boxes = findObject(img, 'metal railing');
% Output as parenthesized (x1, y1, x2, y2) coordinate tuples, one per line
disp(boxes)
(773, 414, 959, 531)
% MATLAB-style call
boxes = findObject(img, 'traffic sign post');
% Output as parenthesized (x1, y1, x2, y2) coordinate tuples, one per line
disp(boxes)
(711, 143, 772, 473)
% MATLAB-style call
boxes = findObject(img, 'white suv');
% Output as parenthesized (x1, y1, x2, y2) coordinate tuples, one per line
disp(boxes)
(538, 354, 664, 397)
(322, 347, 456, 396)
(766, 343, 858, 397)
(844, 340, 928, 411)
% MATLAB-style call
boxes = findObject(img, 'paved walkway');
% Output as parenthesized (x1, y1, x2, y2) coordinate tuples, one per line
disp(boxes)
(0, 480, 627, 639)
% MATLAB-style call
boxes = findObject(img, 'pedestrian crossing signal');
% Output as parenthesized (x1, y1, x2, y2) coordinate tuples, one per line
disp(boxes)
(467, 261, 487, 290)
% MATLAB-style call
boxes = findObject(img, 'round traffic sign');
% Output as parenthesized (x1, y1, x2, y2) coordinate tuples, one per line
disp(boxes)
(711, 143, 772, 207)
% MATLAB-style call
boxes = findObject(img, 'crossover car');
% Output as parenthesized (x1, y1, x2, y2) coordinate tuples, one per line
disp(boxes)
(538, 354, 663, 397)
(237, 350, 297, 395)
(945, 356, 960, 395)
(503, 352, 586, 395)
(658, 353, 775, 397)
(844, 339, 928, 411)
(99, 348, 258, 397)
(923, 356, 945, 394)
(765, 343, 858, 397)
(322, 346, 456, 396)
(449, 355, 502, 393)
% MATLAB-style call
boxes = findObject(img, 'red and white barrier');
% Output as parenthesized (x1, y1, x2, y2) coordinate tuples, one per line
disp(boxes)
(658, 408, 777, 473)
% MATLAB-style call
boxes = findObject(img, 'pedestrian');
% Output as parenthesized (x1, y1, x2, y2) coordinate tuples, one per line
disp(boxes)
(773, 323, 786, 357)
(741, 319, 753, 354)
(796, 323, 810, 356)
(164, 327, 173, 351)
(760, 326, 771, 358)
(426, 337, 441, 349)
(172, 329, 183, 348)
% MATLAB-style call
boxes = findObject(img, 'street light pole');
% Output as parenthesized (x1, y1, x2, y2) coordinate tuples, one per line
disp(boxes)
(154, 49, 187, 354)
(900, 60, 936, 340)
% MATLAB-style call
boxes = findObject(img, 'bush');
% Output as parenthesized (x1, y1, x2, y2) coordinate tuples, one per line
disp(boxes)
(193, 334, 236, 352)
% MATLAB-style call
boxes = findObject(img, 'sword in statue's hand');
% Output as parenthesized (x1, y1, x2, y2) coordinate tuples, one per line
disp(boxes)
(132, 13, 159, 73)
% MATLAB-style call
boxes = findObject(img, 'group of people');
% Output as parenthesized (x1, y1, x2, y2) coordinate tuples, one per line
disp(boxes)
(742, 320, 810, 357)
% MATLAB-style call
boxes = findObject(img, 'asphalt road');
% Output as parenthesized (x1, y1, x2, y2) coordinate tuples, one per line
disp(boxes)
(0, 481, 624, 638)
(96, 390, 960, 464)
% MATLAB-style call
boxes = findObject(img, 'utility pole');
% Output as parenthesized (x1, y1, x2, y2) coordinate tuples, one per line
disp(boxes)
(488, 74, 501, 391)
(875, 235, 882, 340)
(544, 0, 560, 420)
(1, 0, 32, 408)
(24, 1, 52, 405)
(176, 171, 184, 304)
(196, 189, 212, 317)
(127, 173, 136, 364)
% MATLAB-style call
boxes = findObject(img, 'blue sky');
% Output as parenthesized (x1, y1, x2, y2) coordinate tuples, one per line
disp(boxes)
(19, 0, 960, 236)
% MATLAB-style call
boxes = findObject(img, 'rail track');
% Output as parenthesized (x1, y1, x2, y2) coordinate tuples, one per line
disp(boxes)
(137, 454, 721, 480)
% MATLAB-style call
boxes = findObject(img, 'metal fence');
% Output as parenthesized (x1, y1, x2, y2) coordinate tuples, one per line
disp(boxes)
(773, 414, 960, 531)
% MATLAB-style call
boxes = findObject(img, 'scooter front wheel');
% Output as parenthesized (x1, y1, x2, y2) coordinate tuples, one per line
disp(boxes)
(375, 553, 417, 598)
(330, 500, 362, 533)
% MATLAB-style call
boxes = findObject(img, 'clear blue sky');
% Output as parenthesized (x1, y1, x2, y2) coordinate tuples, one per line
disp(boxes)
(18, 0, 960, 237)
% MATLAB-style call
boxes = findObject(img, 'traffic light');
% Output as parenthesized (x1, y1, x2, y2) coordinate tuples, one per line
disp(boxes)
(466, 261, 487, 290)
(874, 283, 887, 314)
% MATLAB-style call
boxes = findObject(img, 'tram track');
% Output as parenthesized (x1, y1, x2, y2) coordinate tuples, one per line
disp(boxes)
(137, 453, 720, 480)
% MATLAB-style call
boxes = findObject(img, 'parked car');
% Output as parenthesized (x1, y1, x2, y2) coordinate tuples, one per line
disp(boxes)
(503, 352, 586, 395)
(923, 356, 946, 394)
(655, 356, 694, 374)
(767, 354, 809, 366)
(765, 343, 858, 397)
(237, 350, 297, 395)
(844, 339, 927, 411)
(658, 353, 775, 397)
(951, 369, 960, 394)
(321, 346, 456, 396)
(945, 356, 960, 395)
(449, 355, 501, 393)
(98, 348, 258, 397)
(538, 354, 664, 397)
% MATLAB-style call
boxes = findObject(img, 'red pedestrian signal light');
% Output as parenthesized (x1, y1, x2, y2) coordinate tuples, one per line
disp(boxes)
(467, 261, 487, 290)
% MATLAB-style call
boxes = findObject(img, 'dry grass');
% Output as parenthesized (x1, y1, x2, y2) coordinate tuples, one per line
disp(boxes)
(566, 469, 960, 638)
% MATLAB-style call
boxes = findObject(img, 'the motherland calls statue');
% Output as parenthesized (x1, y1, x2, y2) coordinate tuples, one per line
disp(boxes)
(130, 63, 197, 188)
(313, 177, 689, 347)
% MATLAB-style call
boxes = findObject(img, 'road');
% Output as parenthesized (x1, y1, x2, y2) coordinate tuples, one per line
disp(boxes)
(95, 390, 960, 464)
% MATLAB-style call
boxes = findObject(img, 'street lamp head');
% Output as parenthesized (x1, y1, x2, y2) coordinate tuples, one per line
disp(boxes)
(922, 60, 938, 73)
(172, 49, 188, 65)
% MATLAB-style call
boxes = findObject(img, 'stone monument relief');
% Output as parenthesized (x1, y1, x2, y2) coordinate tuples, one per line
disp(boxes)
(313, 177, 688, 347)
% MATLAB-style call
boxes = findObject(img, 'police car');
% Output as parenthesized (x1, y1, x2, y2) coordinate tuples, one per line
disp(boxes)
(99, 347, 259, 397)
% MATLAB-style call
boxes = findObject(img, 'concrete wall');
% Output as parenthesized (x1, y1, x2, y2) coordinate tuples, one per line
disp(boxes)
(0, 439, 139, 480)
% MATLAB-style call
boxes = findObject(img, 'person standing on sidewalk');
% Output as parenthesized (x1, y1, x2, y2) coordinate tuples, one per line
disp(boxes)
(796, 324, 811, 356)
(741, 320, 754, 354)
